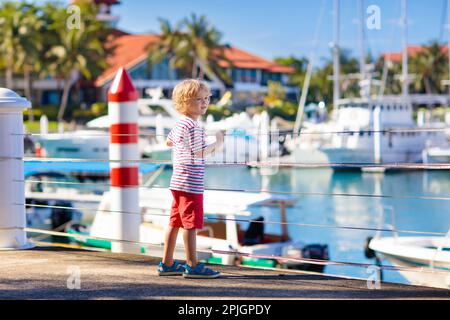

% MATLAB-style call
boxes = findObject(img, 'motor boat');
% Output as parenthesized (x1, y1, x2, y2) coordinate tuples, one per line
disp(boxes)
(365, 206, 450, 289)
(67, 187, 329, 272)
(285, 96, 448, 168)
(368, 235, 450, 289)
(24, 160, 161, 224)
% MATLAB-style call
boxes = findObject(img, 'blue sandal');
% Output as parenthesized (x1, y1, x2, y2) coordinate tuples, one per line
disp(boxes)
(183, 263, 221, 279)
(157, 261, 185, 276)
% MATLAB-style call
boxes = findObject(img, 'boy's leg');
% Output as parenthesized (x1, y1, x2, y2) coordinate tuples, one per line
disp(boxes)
(183, 228, 197, 267)
(162, 226, 179, 267)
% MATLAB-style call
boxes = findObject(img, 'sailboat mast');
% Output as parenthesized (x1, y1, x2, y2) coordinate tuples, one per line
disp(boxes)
(358, 0, 366, 83)
(333, 0, 340, 115)
(448, 0, 450, 95)
(401, 0, 409, 97)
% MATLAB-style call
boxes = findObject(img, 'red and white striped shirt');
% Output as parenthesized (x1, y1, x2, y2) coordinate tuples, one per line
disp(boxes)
(168, 116, 207, 194)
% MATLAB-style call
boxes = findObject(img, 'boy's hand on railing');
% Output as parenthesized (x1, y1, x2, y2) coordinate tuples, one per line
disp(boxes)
(215, 131, 225, 145)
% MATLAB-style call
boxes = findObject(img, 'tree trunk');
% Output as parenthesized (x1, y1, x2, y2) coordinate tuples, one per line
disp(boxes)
(57, 76, 72, 123)
(6, 50, 14, 89)
(5, 67, 13, 89)
(24, 65, 34, 122)
(192, 58, 198, 78)
(424, 76, 433, 94)
(197, 58, 226, 90)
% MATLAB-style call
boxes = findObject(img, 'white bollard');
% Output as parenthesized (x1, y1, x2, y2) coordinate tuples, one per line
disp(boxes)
(155, 113, 165, 144)
(259, 111, 270, 162)
(373, 105, 382, 164)
(417, 109, 425, 127)
(259, 111, 273, 185)
(0, 88, 35, 250)
(108, 67, 141, 254)
(57, 122, 64, 133)
(40, 115, 48, 135)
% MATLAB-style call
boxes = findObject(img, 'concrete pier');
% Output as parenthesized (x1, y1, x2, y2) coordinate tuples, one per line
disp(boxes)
(0, 245, 449, 300)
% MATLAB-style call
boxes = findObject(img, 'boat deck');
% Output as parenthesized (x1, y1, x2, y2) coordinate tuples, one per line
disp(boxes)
(1, 245, 449, 300)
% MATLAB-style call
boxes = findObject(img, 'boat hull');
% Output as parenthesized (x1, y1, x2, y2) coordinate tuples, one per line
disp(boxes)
(369, 237, 450, 289)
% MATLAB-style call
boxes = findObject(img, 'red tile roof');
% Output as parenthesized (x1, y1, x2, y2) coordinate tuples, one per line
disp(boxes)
(382, 45, 448, 62)
(95, 33, 294, 87)
(95, 34, 160, 86)
(217, 46, 295, 74)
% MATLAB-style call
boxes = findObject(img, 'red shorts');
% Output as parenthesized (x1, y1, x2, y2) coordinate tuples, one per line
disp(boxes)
(169, 190, 204, 230)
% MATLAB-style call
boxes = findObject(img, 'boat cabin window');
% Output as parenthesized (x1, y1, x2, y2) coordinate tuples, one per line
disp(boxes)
(148, 105, 171, 117)
(340, 103, 368, 109)
(56, 147, 80, 153)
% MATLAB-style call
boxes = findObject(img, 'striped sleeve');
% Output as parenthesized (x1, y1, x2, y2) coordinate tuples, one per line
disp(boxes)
(167, 121, 188, 145)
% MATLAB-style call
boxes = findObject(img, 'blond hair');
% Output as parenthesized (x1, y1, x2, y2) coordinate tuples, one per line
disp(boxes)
(172, 79, 211, 115)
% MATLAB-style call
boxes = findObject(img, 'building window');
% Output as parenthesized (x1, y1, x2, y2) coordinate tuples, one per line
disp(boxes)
(233, 68, 257, 83)
(42, 90, 60, 105)
(149, 59, 177, 80)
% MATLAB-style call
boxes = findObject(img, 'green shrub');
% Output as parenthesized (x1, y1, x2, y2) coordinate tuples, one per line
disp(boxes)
(72, 109, 95, 120)
(267, 101, 298, 121)
(34, 105, 59, 121)
(91, 102, 108, 116)
(206, 104, 234, 121)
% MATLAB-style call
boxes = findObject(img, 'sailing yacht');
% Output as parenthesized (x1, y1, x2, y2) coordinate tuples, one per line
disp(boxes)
(284, 0, 448, 168)
(285, 96, 447, 166)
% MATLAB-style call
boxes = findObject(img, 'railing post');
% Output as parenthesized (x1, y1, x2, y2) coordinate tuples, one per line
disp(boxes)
(0, 88, 35, 250)
(108, 67, 141, 254)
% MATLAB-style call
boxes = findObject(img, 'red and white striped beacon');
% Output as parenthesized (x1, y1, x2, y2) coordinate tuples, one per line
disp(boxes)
(108, 67, 141, 253)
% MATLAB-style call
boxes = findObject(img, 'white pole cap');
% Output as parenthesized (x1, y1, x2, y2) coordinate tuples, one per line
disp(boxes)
(0, 88, 31, 111)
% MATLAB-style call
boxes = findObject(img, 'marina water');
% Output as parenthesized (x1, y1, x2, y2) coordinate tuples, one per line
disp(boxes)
(29, 164, 450, 286)
(154, 165, 450, 285)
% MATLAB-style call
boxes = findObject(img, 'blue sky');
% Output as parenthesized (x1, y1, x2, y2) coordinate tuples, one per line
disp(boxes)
(112, 0, 448, 63)
(20, 0, 450, 62)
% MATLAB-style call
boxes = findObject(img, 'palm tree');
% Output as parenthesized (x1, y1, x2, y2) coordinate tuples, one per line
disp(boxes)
(0, 1, 22, 89)
(410, 41, 447, 94)
(46, 2, 108, 122)
(274, 56, 308, 101)
(147, 18, 186, 75)
(15, 2, 45, 119)
(148, 14, 231, 88)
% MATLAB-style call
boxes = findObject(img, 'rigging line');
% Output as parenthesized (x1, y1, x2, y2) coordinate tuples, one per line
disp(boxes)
(21, 227, 450, 276)
(17, 179, 450, 201)
(18, 202, 448, 236)
(293, 0, 327, 134)
(439, 0, 448, 42)
(19, 157, 450, 169)
(15, 126, 450, 137)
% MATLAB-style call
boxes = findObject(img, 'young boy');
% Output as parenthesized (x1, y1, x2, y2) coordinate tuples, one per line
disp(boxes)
(157, 79, 224, 279)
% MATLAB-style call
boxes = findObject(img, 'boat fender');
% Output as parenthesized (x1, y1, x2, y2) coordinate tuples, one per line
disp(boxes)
(364, 236, 376, 259)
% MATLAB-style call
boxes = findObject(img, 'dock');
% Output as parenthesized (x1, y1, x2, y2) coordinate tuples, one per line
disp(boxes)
(1, 245, 449, 300)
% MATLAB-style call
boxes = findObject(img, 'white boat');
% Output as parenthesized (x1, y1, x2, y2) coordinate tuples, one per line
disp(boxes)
(24, 160, 160, 224)
(368, 235, 450, 289)
(35, 96, 179, 160)
(141, 111, 284, 164)
(68, 187, 329, 272)
(86, 97, 179, 130)
(35, 130, 110, 159)
(422, 146, 450, 164)
(285, 96, 447, 167)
